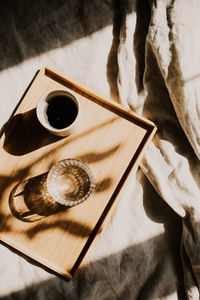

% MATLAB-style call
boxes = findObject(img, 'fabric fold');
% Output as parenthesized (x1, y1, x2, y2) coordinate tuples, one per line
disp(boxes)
(117, 0, 200, 298)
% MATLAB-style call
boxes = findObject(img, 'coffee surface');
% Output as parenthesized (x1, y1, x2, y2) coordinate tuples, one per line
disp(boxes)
(46, 95, 78, 129)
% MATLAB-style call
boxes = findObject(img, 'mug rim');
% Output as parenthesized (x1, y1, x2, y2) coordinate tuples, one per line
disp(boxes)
(36, 89, 80, 136)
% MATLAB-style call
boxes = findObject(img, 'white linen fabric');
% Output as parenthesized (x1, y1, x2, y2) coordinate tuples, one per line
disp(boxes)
(0, 0, 200, 299)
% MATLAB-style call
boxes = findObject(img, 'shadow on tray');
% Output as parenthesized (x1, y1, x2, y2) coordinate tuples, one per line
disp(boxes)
(3, 108, 64, 155)
(8, 171, 112, 223)
(9, 172, 65, 222)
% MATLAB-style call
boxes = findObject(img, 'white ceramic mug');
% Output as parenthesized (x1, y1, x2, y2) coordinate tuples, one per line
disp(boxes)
(36, 89, 80, 136)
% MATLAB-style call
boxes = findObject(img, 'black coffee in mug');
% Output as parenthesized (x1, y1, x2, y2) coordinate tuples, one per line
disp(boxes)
(36, 89, 80, 136)
(46, 95, 78, 129)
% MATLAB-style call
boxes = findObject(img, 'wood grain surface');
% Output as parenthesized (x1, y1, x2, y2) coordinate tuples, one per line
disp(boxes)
(0, 67, 156, 278)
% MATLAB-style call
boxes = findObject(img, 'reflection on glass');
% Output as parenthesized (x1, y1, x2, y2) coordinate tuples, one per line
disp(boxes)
(47, 159, 95, 207)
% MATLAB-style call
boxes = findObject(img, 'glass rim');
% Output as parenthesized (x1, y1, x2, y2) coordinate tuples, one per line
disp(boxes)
(47, 158, 95, 206)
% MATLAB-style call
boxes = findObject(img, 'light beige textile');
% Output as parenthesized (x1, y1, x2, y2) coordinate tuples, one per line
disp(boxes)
(0, 1, 199, 299)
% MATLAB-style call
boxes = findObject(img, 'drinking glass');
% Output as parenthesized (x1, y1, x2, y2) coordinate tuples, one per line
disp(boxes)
(47, 159, 95, 207)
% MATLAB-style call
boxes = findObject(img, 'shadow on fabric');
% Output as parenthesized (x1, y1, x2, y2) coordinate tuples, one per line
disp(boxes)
(0, 174, 188, 300)
(0, 232, 187, 300)
(0, 0, 120, 72)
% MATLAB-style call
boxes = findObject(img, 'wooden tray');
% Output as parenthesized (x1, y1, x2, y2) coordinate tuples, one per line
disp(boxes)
(0, 67, 156, 279)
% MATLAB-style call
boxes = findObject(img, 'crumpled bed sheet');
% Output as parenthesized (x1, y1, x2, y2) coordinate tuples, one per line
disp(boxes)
(0, 0, 200, 299)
